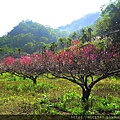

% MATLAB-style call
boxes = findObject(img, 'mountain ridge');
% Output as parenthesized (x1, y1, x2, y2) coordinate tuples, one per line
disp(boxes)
(58, 12, 100, 32)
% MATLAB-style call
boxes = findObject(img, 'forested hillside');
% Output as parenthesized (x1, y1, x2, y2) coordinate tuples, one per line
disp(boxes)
(0, 20, 69, 55)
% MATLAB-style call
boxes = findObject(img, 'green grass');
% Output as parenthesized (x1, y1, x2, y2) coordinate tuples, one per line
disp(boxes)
(0, 73, 120, 117)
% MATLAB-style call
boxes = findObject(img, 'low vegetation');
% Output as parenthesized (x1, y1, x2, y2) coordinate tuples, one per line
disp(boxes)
(0, 73, 120, 118)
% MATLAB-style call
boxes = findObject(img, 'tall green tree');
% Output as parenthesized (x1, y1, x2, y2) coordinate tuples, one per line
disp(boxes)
(94, 0, 120, 42)
(49, 42, 58, 52)
(88, 28, 93, 41)
(72, 32, 77, 40)
(58, 38, 66, 49)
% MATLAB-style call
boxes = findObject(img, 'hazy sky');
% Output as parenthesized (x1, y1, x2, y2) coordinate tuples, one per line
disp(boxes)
(0, 0, 112, 36)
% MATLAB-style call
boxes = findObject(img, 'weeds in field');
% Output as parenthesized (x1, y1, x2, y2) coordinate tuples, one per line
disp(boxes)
(51, 91, 85, 115)
(0, 74, 120, 115)
(6, 83, 53, 93)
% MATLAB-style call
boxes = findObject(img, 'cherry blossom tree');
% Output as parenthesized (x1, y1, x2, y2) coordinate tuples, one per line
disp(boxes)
(46, 41, 120, 110)
(1, 54, 47, 84)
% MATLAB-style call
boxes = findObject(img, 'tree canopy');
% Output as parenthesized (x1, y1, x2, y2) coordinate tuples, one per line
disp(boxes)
(94, 0, 120, 42)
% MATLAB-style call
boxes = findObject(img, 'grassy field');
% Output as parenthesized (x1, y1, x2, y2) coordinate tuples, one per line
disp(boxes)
(0, 73, 120, 119)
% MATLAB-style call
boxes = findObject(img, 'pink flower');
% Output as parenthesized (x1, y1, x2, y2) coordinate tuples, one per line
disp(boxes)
(71, 40, 80, 45)
(20, 56, 32, 64)
(3, 56, 15, 65)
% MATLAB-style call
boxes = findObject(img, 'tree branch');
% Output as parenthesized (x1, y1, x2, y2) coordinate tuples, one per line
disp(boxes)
(88, 69, 120, 89)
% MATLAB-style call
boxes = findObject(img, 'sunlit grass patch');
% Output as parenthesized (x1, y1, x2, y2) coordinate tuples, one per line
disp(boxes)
(37, 77, 82, 99)
(6, 82, 54, 94)
(92, 78, 120, 98)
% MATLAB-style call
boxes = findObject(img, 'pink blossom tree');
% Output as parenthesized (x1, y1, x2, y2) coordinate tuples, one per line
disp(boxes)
(0, 56, 15, 75)
(46, 42, 120, 110)
(1, 54, 47, 84)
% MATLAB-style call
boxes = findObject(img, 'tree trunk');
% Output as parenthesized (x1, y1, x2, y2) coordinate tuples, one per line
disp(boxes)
(82, 89, 91, 111)
(33, 78, 37, 85)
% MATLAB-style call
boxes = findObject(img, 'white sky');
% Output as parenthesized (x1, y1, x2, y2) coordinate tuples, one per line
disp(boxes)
(0, 0, 112, 36)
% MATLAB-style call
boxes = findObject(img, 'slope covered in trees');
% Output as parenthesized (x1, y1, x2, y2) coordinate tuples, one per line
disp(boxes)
(0, 20, 69, 55)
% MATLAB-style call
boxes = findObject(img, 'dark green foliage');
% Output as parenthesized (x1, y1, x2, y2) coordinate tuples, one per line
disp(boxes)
(94, 0, 120, 42)
(0, 20, 69, 54)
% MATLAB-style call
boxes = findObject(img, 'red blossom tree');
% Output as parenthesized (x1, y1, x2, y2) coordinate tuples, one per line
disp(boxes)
(0, 56, 15, 75)
(46, 42, 120, 110)
(1, 54, 47, 84)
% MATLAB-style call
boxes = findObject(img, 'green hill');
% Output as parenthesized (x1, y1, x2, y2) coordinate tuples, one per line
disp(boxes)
(0, 20, 69, 55)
